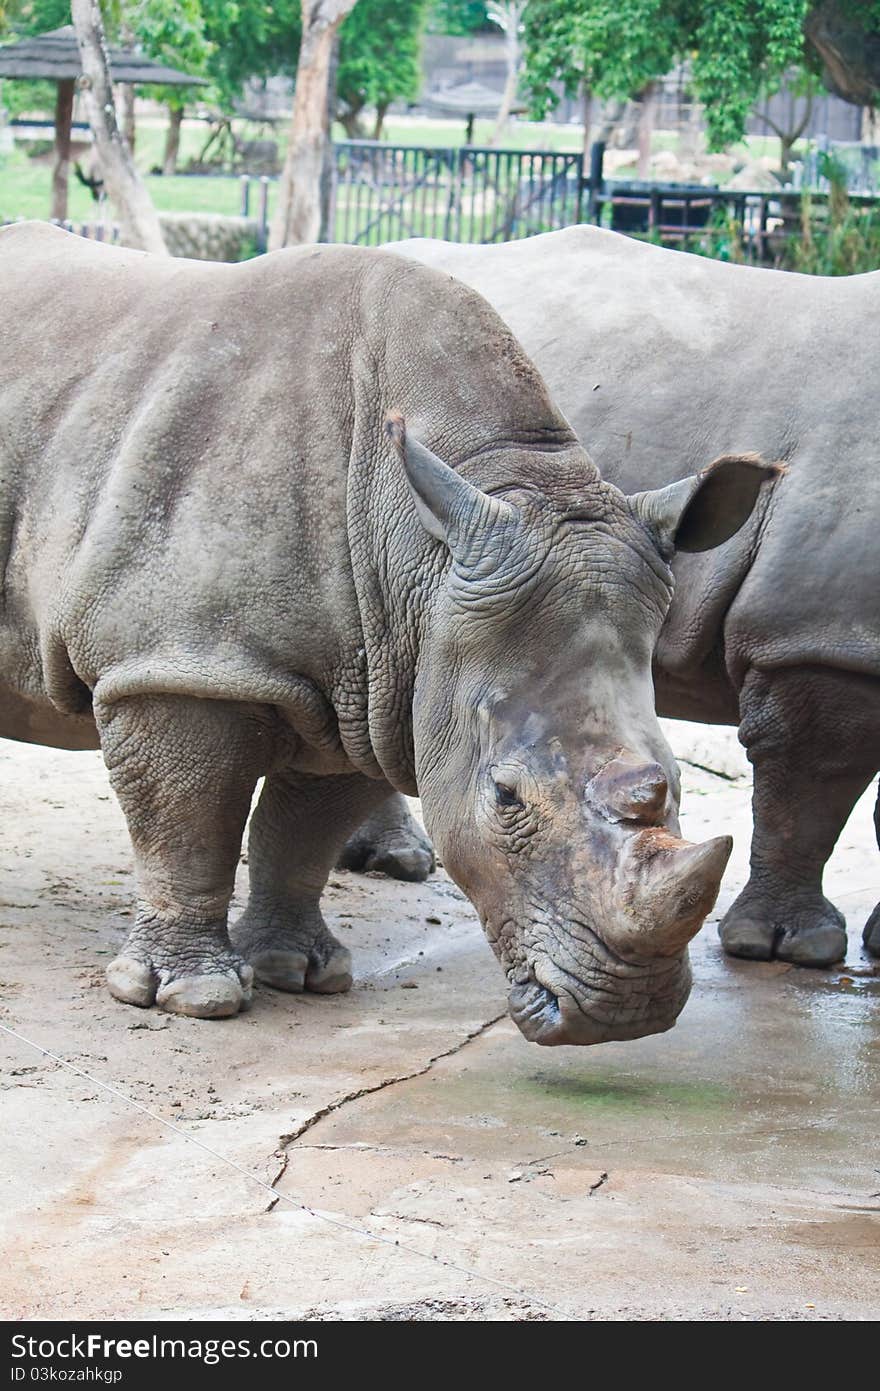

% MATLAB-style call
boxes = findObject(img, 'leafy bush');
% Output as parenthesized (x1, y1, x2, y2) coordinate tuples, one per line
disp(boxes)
(0, 78, 56, 119)
(782, 153, 880, 275)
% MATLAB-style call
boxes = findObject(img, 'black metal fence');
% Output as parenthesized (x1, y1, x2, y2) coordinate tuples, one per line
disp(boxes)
(5, 139, 879, 265)
(328, 141, 583, 245)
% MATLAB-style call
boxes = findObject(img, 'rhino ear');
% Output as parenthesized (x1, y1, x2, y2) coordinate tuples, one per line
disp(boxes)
(385, 412, 518, 573)
(631, 454, 783, 554)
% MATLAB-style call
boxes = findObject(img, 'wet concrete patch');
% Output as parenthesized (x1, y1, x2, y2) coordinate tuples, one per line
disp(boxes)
(1, 733, 878, 1320)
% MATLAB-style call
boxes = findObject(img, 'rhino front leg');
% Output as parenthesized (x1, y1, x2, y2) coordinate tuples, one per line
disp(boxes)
(336, 791, 435, 882)
(97, 696, 271, 1018)
(862, 782, 880, 957)
(231, 771, 393, 993)
(721, 667, 880, 968)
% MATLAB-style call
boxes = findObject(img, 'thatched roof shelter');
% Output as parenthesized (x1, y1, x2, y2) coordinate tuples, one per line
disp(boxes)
(0, 25, 206, 86)
(0, 27, 206, 218)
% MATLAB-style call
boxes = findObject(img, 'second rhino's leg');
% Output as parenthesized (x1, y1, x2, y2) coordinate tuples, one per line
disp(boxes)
(862, 782, 880, 956)
(231, 771, 394, 992)
(721, 667, 880, 968)
(336, 790, 435, 882)
(97, 695, 273, 1018)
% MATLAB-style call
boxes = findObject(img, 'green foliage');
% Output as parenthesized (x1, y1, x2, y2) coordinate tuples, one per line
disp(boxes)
(202, 0, 300, 109)
(1, 0, 67, 33)
(691, 0, 809, 149)
(0, 76, 55, 115)
(121, 0, 214, 110)
(0, 0, 213, 110)
(525, 0, 687, 111)
(200, 0, 429, 127)
(524, 0, 812, 150)
(428, 1, 491, 34)
(678, 208, 746, 263)
(0, 2, 78, 116)
(784, 155, 880, 273)
(835, 0, 880, 32)
(3, 0, 70, 34)
(124, 0, 213, 78)
(338, 0, 429, 127)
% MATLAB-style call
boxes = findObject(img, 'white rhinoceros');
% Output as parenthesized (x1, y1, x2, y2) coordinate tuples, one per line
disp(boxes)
(349, 226, 880, 971)
(0, 222, 770, 1042)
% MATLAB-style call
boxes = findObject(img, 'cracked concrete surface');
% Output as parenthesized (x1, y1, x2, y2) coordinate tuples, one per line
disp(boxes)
(0, 723, 877, 1321)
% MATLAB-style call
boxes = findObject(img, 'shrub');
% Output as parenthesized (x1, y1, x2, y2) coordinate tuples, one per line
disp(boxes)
(782, 155, 880, 276)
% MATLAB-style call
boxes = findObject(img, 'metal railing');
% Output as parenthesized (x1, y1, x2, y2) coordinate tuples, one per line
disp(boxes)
(4, 140, 879, 264)
(329, 141, 584, 246)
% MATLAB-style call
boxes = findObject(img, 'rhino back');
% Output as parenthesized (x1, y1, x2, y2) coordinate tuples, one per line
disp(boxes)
(0, 224, 578, 771)
(392, 228, 880, 689)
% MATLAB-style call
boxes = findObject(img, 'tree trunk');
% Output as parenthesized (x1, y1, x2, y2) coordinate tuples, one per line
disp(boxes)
(318, 32, 340, 244)
(51, 78, 75, 222)
(372, 101, 389, 141)
(121, 83, 135, 153)
(269, 0, 359, 251)
(637, 82, 657, 178)
(489, 2, 525, 146)
(70, 0, 167, 255)
(780, 133, 794, 175)
(339, 106, 364, 138)
(163, 104, 183, 176)
(597, 98, 627, 146)
(580, 82, 592, 164)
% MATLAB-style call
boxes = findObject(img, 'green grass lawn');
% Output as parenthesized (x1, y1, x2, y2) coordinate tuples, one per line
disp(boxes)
(0, 110, 593, 225)
(362, 114, 584, 152)
(0, 107, 795, 226)
(0, 118, 256, 222)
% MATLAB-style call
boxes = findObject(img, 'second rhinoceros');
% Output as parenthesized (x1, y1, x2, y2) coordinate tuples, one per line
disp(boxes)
(353, 226, 880, 971)
(0, 223, 769, 1044)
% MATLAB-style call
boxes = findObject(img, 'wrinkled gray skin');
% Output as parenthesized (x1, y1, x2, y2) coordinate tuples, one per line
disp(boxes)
(351, 226, 880, 969)
(0, 223, 772, 1042)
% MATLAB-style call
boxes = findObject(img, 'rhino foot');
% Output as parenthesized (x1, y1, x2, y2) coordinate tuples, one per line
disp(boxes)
(337, 830, 435, 882)
(863, 905, 880, 957)
(720, 888, 847, 968)
(231, 910, 352, 995)
(106, 942, 253, 1019)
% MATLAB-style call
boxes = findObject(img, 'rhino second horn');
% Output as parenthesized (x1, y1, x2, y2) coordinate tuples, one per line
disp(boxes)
(587, 756, 669, 825)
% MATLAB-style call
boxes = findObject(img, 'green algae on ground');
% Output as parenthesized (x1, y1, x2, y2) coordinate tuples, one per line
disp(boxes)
(522, 1069, 732, 1115)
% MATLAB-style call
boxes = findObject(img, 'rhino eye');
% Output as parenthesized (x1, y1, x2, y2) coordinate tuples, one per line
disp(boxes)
(494, 780, 524, 811)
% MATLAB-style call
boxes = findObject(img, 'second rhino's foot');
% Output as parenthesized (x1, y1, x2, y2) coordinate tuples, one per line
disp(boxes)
(231, 907, 352, 995)
(106, 925, 253, 1019)
(336, 824, 435, 883)
(863, 904, 880, 957)
(719, 886, 847, 968)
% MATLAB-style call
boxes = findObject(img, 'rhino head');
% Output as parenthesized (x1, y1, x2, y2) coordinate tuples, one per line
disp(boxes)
(390, 415, 774, 1046)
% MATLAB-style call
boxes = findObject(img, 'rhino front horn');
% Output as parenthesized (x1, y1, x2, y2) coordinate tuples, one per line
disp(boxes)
(613, 831, 733, 959)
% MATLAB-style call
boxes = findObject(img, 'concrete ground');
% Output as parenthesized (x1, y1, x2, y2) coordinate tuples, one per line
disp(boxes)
(0, 723, 877, 1322)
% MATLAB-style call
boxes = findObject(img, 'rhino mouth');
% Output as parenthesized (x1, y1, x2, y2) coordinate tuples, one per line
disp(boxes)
(508, 976, 564, 1044)
(507, 955, 691, 1047)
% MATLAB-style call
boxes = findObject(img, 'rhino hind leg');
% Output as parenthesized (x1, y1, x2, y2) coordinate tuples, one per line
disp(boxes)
(98, 695, 267, 1018)
(862, 782, 880, 957)
(231, 770, 395, 994)
(720, 667, 880, 968)
(337, 792, 435, 882)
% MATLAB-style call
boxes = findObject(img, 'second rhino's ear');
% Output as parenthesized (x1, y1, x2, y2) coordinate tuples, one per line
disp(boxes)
(385, 411, 519, 576)
(631, 454, 783, 555)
